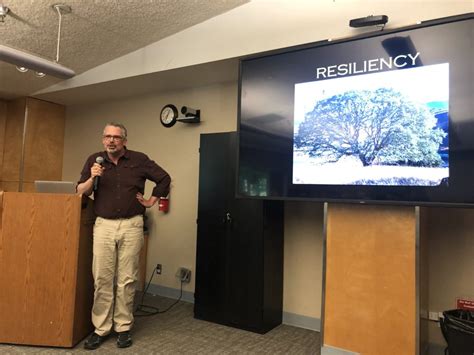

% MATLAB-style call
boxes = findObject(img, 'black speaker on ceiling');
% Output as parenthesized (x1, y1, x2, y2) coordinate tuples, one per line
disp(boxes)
(349, 15, 388, 28)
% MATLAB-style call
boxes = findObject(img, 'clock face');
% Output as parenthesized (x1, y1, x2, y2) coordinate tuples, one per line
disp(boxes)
(161, 108, 174, 123)
(160, 104, 178, 127)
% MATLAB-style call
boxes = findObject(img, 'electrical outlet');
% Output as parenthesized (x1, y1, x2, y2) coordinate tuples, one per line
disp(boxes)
(156, 264, 162, 275)
(176, 267, 191, 283)
(428, 311, 439, 321)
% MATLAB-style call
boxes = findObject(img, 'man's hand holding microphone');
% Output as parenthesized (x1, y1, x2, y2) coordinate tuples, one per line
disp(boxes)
(76, 156, 104, 196)
(92, 156, 104, 191)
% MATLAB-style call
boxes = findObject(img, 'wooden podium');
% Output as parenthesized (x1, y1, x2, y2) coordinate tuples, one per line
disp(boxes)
(0, 192, 95, 347)
(322, 203, 418, 355)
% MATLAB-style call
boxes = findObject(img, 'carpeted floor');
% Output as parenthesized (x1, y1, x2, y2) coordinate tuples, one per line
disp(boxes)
(0, 294, 321, 354)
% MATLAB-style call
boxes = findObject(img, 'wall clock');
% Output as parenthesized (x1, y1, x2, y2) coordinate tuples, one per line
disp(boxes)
(160, 104, 178, 128)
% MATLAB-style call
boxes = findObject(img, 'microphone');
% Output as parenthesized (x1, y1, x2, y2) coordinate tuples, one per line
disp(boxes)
(93, 156, 104, 191)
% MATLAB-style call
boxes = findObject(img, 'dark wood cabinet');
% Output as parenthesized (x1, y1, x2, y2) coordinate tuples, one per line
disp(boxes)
(194, 132, 284, 334)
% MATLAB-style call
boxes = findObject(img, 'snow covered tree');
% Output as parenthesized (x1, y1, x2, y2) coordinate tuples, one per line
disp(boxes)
(294, 88, 446, 167)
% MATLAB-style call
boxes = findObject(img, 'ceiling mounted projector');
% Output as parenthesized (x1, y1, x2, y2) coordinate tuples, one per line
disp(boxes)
(349, 15, 389, 28)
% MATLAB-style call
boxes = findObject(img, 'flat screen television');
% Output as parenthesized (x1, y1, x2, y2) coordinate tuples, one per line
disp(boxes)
(237, 13, 473, 206)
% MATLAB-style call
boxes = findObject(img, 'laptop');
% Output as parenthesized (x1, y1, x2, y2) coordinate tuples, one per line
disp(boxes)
(34, 180, 77, 194)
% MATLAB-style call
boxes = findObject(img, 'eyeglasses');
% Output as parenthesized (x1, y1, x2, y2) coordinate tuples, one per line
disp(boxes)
(103, 135, 124, 141)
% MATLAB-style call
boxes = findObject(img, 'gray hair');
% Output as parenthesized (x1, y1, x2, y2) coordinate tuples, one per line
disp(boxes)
(104, 122, 127, 139)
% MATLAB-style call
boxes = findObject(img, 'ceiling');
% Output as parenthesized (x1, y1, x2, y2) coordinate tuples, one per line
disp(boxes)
(0, 0, 248, 101)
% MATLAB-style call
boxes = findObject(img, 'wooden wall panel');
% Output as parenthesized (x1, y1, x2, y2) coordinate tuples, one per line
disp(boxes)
(0, 181, 34, 192)
(0, 181, 20, 192)
(22, 182, 35, 192)
(0, 98, 65, 192)
(324, 203, 416, 355)
(23, 98, 65, 182)
(2, 98, 25, 182)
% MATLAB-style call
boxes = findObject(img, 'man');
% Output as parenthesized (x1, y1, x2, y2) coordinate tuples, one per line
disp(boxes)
(77, 122, 170, 350)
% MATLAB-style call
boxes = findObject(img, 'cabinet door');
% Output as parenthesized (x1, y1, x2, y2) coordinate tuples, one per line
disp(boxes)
(195, 212, 231, 320)
(194, 133, 236, 321)
(227, 198, 264, 329)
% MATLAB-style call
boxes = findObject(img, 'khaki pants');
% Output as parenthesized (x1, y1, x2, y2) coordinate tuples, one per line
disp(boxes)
(91, 215, 144, 336)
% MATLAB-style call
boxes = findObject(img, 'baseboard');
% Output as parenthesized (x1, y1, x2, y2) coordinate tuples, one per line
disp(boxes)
(144, 284, 321, 332)
(282, 312, 321, 331)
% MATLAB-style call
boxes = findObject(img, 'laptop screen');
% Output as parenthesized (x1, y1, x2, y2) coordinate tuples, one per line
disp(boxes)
(34, 180, 77, 194)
